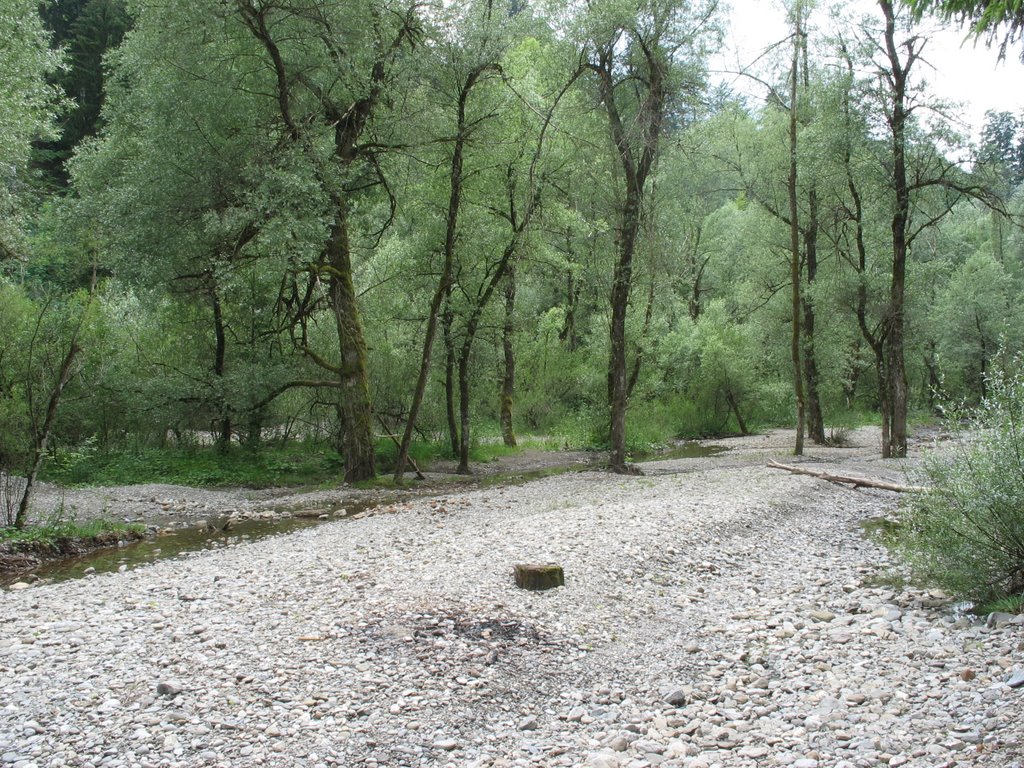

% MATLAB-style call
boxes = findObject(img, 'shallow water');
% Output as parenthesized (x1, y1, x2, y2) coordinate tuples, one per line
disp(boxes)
(650, 443, 730, 461)
(5, 502, 373, 587)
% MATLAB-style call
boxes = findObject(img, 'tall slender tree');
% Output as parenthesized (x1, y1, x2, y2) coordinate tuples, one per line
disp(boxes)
(580, 0, 718, 472)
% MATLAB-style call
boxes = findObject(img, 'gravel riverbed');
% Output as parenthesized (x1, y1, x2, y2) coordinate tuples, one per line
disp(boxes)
(1, 428, 1023, 768)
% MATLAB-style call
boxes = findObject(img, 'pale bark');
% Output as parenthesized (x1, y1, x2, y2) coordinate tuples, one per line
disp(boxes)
(766, 459, 926, 493)
(788, 13, 805, 457)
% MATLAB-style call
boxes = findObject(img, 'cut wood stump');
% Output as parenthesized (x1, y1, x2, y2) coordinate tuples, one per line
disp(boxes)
(513, 563, 564, 591)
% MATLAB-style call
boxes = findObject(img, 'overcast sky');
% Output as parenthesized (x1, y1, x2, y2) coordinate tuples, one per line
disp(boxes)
(713, 0, 1024, 140)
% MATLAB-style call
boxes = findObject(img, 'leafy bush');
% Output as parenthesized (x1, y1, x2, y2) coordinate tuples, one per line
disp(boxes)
(41, 442, 346, 488)
(899, 364, 1024, 603)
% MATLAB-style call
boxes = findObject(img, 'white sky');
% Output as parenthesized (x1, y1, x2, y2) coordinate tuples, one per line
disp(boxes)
(714, 0, 1024, 141)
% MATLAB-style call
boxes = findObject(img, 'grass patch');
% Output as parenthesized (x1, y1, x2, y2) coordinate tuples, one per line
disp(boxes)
(1, 518, 145, 550)
(42, 441, 347, 488)
(860, 516, 903, 548)
(976, 593, 1024, 615)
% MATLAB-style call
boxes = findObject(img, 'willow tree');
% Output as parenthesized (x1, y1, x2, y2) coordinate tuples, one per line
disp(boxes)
(849, 1, 998, 457)
(1, 0, 65, 260)
(232, 0, 422, 481)
(71, 0, 279, 449)
(578, 0, 719, 473)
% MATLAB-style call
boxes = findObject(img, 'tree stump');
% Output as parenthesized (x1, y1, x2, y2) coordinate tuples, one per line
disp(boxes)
(513, 563, 564, 591)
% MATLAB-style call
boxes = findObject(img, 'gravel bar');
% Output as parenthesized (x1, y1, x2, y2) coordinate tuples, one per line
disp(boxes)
(1, 428, 1022, 768)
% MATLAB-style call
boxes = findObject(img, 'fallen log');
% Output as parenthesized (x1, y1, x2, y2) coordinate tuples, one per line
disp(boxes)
(766, 459, 927, 493)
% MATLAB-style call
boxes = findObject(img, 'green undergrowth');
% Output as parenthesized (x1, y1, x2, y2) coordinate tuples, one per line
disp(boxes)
(42, 441, 346, 488)
(976, 593, 1024, 615)
(1, 518, 145, 549)
(41, 434, 553, 488)
(44, 438, 446, 489)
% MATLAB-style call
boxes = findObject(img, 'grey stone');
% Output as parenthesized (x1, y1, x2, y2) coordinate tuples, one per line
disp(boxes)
(986, 612, 1018, 629)
(518, 716, 538, 731)
(1006, 670, 1024, 689)
(608, 736, 629, 752)
(156, 682, 182, 697)
(662, 688, 689, 706)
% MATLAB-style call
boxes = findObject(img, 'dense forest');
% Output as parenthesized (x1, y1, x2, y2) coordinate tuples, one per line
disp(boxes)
(2, 0, 1023, 508)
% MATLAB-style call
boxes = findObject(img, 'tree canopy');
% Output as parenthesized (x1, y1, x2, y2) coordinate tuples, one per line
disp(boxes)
(0, 0, 1020, 488)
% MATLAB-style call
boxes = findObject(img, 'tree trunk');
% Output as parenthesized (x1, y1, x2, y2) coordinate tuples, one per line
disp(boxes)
(608, 199, 637, 470)
(456, 241, 520, 474)
(876, 350, 891, 459)
(787, 14, 805, 457)
(627, 276, 655, 400)
(843, 340, 863, 409)
(725, 388, 748, 435)
(801, 188, 825, 445)
(500, 268, 517, 448)
(881, 0, 910, 459)
(797, 1, 824, 446)
(442, 293, 459, 458)
(237, 3, 417, 483)
(211, 288, 231, 449)
(839, 44, 888, 456)
(923, 340, 941, 412)
(766, 460, 926, 493)
(457, 336, 473, 475)
(394, 66, 489, 482)
(327, 207, 376, 483)
(559, 269, 581, 351)
(591, 39, 663, 474)
(15, 342, 81, 529)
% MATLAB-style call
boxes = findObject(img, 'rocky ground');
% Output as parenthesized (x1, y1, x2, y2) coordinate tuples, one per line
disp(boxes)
(1, 428, 1023, 768)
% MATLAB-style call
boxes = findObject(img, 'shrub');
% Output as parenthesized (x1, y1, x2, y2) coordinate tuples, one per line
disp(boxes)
(899, 363, 1024, 603)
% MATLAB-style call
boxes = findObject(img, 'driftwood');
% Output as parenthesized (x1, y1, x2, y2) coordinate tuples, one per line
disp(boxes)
(766, 460, 927, 493)
(513, 563, 565, 591)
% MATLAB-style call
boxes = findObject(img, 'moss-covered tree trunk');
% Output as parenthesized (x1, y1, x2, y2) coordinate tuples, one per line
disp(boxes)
(237, 2, 419, 483)
(881, 0, 911, 459)
(500, 267, 517, 448)
(327, 207, 376, 483)
(442, 293, 459, 458)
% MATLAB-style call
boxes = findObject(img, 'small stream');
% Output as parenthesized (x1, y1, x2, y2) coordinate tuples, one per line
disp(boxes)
(6, 442, 730, 588)
(5, 503, 374, 587)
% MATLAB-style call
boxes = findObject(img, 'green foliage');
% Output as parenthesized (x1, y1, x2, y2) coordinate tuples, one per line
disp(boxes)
(372, 439, 442, 474)
(898, 362, 1024, 602)
(0, 517, 144, 547)
(0, 0, 67, 257)
(42, 442, 345, 488)
(1, 0, 1017, 483)
(905, 0, 1024, 59)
